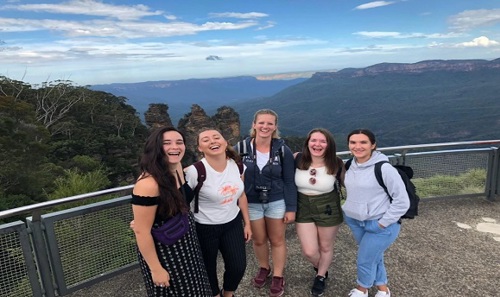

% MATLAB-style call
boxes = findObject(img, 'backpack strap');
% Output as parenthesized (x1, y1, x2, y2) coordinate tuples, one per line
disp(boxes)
(374, 161, 392, 202)
(236, 161, 244, 175)
(345, 158, 353, 171)
(236, 139, 249, 157)
(279, 145, 286, 165)
(294, 152, 303, 169)
(192, 161, 206, 213)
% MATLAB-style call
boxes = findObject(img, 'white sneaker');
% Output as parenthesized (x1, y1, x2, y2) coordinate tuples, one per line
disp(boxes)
(375, 288, 391, 297)
(348, 288, 368, 297)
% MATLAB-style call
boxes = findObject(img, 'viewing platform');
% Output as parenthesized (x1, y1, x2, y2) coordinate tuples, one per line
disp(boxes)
(1, 140, 499, 297)
(67, 197, 500, 297)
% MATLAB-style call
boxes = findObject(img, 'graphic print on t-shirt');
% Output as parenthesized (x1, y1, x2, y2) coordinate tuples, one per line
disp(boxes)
(219, 182, 240, 205)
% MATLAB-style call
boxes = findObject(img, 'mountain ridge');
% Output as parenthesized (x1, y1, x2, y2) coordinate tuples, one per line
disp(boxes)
(91, 75, 307, 123)
(231, 58, 500, 147)
(314, 58, 500, 79)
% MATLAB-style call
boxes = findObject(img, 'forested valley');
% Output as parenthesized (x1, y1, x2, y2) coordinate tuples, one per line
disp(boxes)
(0, 77, 149, 216)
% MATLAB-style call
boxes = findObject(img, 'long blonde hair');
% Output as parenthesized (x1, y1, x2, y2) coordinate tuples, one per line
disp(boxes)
(249, 109, 280, 139)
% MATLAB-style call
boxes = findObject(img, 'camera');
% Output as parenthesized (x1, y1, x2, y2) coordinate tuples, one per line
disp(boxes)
(255, 185, 271, 203)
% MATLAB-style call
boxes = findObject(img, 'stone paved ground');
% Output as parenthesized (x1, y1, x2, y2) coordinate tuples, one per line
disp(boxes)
(68, 197, 500, 297)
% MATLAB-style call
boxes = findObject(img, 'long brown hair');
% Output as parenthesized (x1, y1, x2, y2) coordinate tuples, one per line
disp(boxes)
(298, 128, 342, 175)
(138, 127, 187, 218)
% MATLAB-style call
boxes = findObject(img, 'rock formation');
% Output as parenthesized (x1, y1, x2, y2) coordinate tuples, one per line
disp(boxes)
(144, 103, 173, 129)
(173, 104, 241, 164)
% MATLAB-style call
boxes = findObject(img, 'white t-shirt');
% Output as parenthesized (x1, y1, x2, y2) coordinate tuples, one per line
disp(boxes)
(295, 166, 336, 195)
(255, 150, 270, 171)
(185, 158, 244, 225)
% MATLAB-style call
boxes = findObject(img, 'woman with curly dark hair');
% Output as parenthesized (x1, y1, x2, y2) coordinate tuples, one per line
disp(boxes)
(131, 126, 212, 297)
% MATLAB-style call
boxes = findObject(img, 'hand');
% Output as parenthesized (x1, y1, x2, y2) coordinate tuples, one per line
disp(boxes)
(130, 220, 135, 231)
(151, 267, 170, 288)
(243, 224, 252, 242)
(283, 212, 296, 224)
(378, 223, 386, 229)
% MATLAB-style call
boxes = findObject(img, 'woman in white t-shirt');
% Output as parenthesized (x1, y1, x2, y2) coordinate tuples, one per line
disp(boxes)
(185, 129, 252, 297)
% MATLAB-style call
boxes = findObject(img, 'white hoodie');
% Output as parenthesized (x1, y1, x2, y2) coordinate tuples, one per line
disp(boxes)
(342, 151, 410, 227)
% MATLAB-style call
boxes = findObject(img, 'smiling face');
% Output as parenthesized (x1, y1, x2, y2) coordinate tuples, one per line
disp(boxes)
(198, 130, 228, 156)
(348, 133, 376, 164)
(162, 130, 185, 165)
(308, 131, 328, 158)
(252, 113, 277, 140)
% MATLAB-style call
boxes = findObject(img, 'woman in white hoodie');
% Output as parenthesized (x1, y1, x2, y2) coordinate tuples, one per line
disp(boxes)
(342, 129, 409, 297)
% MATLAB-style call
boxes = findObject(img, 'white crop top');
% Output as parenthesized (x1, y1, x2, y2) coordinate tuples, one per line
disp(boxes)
(295, 166, 336, 195)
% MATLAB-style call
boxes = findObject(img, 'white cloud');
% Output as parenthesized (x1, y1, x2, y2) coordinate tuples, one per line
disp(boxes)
(0, 17, 259, 38)
(208, 12, 268, 19)
(257, 21, 276, 30)
(354, 31, 464, 39)
(355, 31, 401, 38)
(1, 0, 163, 21)
(449, 9, 500, 32)
(458, 36, 499, 47)
(354, 1, 395, 10)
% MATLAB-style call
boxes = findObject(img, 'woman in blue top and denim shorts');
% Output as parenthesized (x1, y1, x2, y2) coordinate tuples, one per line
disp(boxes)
(237, 109, 297, 297)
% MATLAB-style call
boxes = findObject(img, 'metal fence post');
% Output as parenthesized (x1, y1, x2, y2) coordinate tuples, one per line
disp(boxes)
(485, 147, 499, 201)
(492, 147, 499, 201)
(30, 210, 56, 297)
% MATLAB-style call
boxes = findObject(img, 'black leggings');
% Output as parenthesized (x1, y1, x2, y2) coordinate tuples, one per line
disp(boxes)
(195, 212, 247, 296)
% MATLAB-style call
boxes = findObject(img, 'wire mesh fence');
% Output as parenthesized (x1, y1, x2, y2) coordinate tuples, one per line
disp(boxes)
(0, 143, 498, 297)
(0, 222, 35, 297)
(44, 197, 137, 293)
(396, 149, 489, 198)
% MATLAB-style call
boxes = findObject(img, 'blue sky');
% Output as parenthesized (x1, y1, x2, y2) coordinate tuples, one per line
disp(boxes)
(1, 0, 499, 85)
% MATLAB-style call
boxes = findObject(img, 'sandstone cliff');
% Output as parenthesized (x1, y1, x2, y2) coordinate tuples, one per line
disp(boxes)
(312, 58, 500, 80)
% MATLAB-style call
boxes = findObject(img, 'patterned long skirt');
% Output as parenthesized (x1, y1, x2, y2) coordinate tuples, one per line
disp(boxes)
(138, 213, 212, 297)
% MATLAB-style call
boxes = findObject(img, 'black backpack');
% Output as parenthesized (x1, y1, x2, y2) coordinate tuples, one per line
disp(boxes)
(191, 161, 244, 213)
(345, 159, 419, 219)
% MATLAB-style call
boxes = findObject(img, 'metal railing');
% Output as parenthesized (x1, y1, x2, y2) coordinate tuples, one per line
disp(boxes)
(1, 140, 499, 297)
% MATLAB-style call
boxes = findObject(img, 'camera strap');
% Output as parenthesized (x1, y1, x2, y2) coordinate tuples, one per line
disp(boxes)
(251, 138, 274, 163)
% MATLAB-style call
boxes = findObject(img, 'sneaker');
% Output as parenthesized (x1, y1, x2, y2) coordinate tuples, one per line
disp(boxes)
(252, 267, 271, 288)
(374, 288, 391, 297)
(269, 276, 285, 297)
(313, 267, 329, 279)
(348, 288, 368, 297)
(310, 275, 326, 296)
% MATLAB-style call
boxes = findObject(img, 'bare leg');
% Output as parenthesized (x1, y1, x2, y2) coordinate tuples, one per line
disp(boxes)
(265, 217, 287, 276)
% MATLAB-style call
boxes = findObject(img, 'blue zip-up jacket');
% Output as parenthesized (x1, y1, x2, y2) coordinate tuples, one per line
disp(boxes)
(235, 137, 297, 212)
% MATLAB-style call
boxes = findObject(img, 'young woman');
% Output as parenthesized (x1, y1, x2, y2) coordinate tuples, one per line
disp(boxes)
(184, 129, 252, 297)
(237, 109, 297, 297)
(342, 129, 410, 297)
(294, 128, 344, 297)
(131, 127, 212, 297)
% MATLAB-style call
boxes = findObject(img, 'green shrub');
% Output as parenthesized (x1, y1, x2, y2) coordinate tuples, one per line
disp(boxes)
(413, 168, 486, 198)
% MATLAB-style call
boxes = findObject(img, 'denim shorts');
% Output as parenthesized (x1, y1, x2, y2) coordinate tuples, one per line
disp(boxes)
(248, 199, 286, 220)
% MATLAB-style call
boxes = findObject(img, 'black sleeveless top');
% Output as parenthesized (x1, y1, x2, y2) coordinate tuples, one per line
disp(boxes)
(131, 183, 194, 205)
